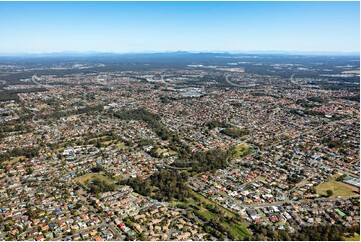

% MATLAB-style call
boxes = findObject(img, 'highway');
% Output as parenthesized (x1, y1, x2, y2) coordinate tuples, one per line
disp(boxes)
(290, 73, 303, 89)
(225, 74, 244, 87)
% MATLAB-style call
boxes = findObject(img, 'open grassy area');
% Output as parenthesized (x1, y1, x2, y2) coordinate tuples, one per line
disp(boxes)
(223, 221, 249, 240)
(315, 180, 356, 197)
(88, 136, 128, 148)
(116, 142, 126, 149)
(4, 156, 25, 165)
(190, 203, 248, 240)
(102, 140, 113, 145)
(155, 148, 167, 156)
(168, 150, 178, 156)
(342, 233, 360, 241)
(191, 190, 237, 218)
(331, 173, 343, 180)
(113, 174, 125, 182)
(187, 191, 248, 239)
(232, 143, 251, 158)
(88, 135, 108, 142)
(221, 127, 250, 139)
(194, 206, 218, 220)
(170, 200, 188, 208)
(75, 173, 113, 186)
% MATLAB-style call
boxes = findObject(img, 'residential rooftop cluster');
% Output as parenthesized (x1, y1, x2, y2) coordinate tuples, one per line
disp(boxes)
(0, 56, 359, 241)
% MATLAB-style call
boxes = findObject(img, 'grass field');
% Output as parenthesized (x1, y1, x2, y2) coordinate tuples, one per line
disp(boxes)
(102, 140, 113, 145)
(223, 221, 249, 240)
(168, 150, 178, 156)
(88, 135, 108, 142)
(191, 190, 237, 218)
(191, 204, 248, 240)
(76, 173, 113, 186)
(315, 180, 356, 197)
(56, 146, 65, 153)
(232, 143, 250, 158)
(113, 174, 125, 182)
(194, 206, 218, 220)
(331, 173, 343, 180)
(231, 143, 255, 159)
(187, 191, 249, 239)
(155, 148, 168, 156)
(4, 156, 25, 165)
(116, 142, 126, 149)
(342, 233, 360, 241)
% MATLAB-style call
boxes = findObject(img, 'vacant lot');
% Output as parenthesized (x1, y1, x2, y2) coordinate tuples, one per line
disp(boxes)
(168, 150, 178, 156)
(315, 180, 356, 197)
(191, 190, 237, 218)
(76, 173, 113, 186)
(342, 233, 360, 241)
(116, 142, 126, 149)
(171, 191, 249, 240)
(4, 156, 25, 165)
(187, 191, 249, 240)
(232, 143, 251, 158)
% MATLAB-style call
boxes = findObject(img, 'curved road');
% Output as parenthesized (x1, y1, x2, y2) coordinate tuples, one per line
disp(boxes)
(225, 74, 244, 87)
(290, 73, 302, 88)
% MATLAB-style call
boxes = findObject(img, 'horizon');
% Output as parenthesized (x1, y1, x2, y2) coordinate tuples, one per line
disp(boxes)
(0, 1, 360, 53)
(0, 50, 360, 57)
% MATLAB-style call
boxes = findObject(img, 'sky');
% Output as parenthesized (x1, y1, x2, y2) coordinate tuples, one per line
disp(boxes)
(0, 1, 359, 54)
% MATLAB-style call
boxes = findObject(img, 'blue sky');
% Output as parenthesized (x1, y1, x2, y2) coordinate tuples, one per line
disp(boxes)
(0, 1, 359, 53)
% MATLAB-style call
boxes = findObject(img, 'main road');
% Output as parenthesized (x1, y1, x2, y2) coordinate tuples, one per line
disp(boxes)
(239, 194, 360, 208)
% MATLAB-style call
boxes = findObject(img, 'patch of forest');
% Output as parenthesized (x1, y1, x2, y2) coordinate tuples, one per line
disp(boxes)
(0, 88, 48, 101)
(340, 95, 360, 102)
(0, 147, 39, 164)
(113, 108, 191, 158)
(249, 223, 360, 241)
(121, 169, 190, 201)
(221, 127, 251, 138)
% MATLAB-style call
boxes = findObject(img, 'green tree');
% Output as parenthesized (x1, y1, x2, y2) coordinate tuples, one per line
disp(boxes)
(326, 189, 333, 197)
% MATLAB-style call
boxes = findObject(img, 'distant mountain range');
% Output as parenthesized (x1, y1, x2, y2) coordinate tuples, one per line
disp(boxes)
(0, 50, 359, 58)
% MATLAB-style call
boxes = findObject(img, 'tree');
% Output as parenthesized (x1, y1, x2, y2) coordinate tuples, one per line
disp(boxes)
(219, 213, 225, 223)
(336, 174, 347, 182)
(221, 127, 251, 138)
(4, 224, 10, 231)
(123, 169, 190, 201)
(326, 190, 333, 197)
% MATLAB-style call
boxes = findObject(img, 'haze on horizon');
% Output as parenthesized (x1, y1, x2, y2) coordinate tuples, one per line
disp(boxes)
(0, 1, 359, 54)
